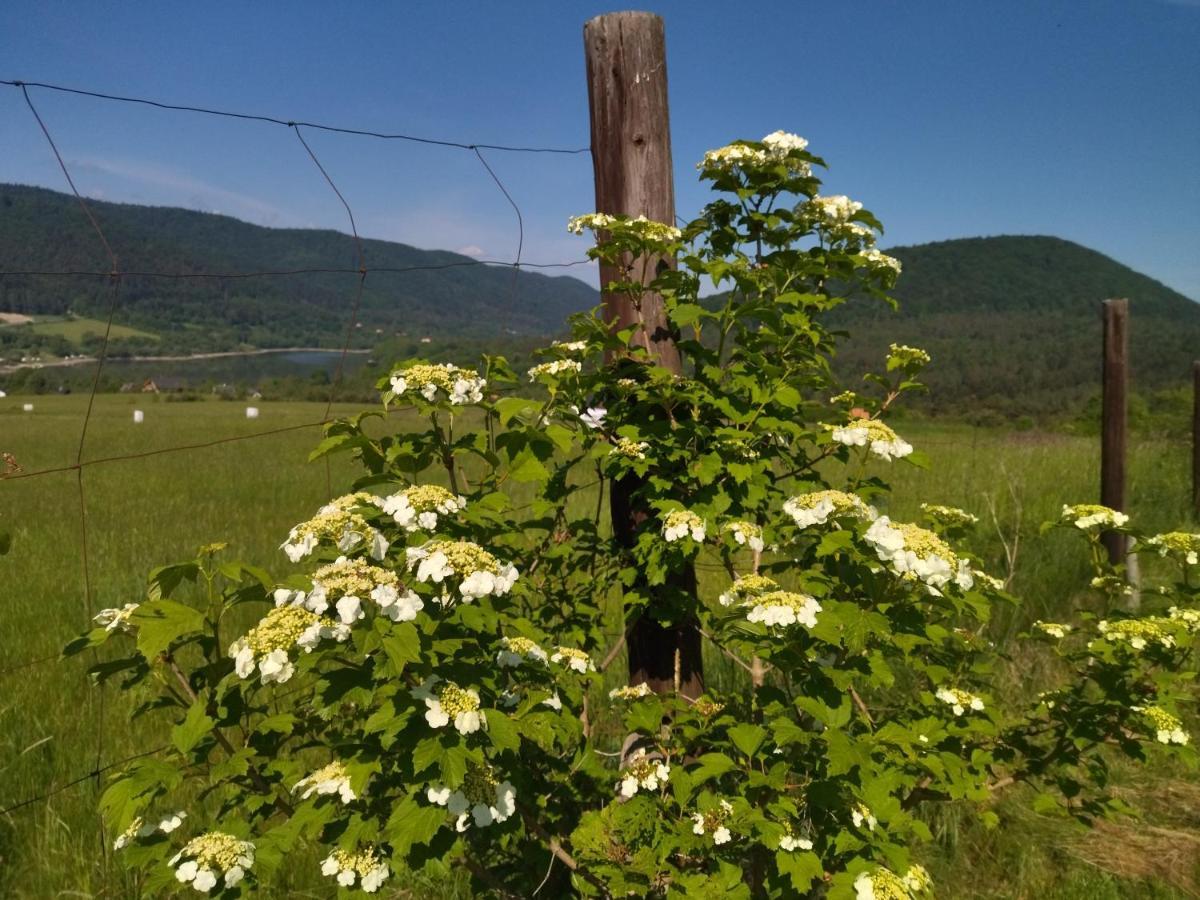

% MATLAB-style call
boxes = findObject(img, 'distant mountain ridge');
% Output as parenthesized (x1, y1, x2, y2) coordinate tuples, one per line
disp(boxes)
(832, 235, 1200, 416)
(2, 184, 1197, 417)
(0, 183, 598, 351)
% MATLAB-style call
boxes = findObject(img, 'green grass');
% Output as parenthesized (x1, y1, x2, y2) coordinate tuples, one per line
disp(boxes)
(28, 315, 159, 343)
(0, 398, 1196, 897)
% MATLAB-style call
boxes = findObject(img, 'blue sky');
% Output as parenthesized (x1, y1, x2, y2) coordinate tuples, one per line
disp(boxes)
(2, 1, 1197, 298)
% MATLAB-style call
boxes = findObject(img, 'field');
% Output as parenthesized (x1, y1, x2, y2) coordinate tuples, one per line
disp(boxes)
(26, 315, 159, 344)
(0, 394, 1197, 897)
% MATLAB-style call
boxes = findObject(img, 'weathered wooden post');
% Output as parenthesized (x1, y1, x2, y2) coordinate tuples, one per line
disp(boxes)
(1101, 298, 1129, 564)
(1193, 360, 1200, 519)
(584, 11, 703, 699)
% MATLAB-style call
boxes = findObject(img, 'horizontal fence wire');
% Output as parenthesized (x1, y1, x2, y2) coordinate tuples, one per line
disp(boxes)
(1, 79, 591, 154)
(0, 746, 171, 816)
(0, 260, 591, 279)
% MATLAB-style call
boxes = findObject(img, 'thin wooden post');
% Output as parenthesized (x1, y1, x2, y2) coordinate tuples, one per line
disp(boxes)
(1101, 298, 1128, 565)
(1193, 361, 1200, 519)
(584, 11, 702, 700)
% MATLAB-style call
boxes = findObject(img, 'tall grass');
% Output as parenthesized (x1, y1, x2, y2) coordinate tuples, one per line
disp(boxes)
(0, 397, 1195, 896)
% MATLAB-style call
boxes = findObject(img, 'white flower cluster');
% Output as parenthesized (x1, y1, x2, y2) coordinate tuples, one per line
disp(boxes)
(887, 343, 930, 367)
(1034, 620, 1072, 639)
(229, 605, 349, 685)
(783, 490, 874, 528)
(169, 831, 255, 894)
(611, 437, 649, 460)
(936, 687, 985, 716)
(528, 359, 582, 380)
(428, 765, 517, 832)
(718, 573, 779, 608)
(298, 556, 423, 624)
(550, 645, 594, 673)
(406, 539, 519, 605)
(860, 247, 902, 275)
(94, 602, 140, 634)
(699, 131, 812, 176)
(553, 340, 588, 353)
(692, 799, 734, 845)
(722, 520, 764, 552)
(920, 503, 978, 530)
(496, 636, 548, 668)
(830, 419, 913, 461)
(777, 823, 813, 852)
(1061, 503, 1129, 530)
(293, 760, 356, 804)
(389, 363, 485, 405)
(746, 590, 823, 630)
(1096, 617, 1177, 651)
(320, 847, 389, 892)
(567, 213, 681, 242)
(281, 493, 388, 563)
(662, 509, 706, 543)
(414, 677, 485, 734)
(1146, 532, 1200, 565)
(864, 516, 974, 593)
(802, 194, 877, 245)
(609, 683, 654, 701)
(1133, 705, 1190, 746)
(113, 810, 186, 850)
(851, 803, 877, 831)
(1169, 606, 1200, 632)
(973, 569, 1006, 591)
(616, 748, 670, 798)
(379, 484, 466, 533)
(854, 864, 932, 900)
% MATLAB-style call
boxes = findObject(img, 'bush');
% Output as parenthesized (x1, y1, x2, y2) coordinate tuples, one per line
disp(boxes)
(71, 132, 1197, 898)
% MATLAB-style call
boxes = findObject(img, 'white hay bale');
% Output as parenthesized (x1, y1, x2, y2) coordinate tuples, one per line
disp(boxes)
(245, 406, 260, 419)
(133, 409, 144, 423)
(22, 403, 33, 412)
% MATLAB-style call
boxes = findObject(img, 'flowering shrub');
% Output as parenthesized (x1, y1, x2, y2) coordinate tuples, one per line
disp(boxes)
(71, 132, 1197, 897)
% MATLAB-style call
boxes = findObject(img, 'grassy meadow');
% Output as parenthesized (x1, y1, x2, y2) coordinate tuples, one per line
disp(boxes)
(26, 315, 159, 344)
(0, 394, 1197, 897)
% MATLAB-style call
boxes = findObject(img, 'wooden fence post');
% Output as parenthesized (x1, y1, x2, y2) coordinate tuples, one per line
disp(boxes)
(1101, 298, 1128, 565)
(1193, 360, 1200, 519)
(584, 11, 703, 700)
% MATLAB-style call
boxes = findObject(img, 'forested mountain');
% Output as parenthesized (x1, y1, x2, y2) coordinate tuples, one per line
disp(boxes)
(0, 183, 598, 352)
(832, 236, 1200, 418)
(3, 183, 1197, 419)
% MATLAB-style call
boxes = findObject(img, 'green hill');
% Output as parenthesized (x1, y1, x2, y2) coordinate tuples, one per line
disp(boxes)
(831, 236, 1200, 419)
(2, 183, 1196, 419)
(0, 183, 598, 354)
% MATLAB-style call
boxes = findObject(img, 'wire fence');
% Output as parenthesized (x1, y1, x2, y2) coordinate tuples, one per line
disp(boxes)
(0, 77, 593, 820)
(0, 77, 1066, 822)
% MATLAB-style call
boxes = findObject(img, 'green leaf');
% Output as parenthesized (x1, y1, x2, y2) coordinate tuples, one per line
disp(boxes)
(727, 723, 767, 758)
(776, 850, 823, 892)
(131, 600, 205, 660)
(508, 448, 550, 483)
(486, 710, 520, 753)
(385, 796, 446, 857)
(64, 627, 112, 656)
(494, 396, 536, 426)
(815, 530, 855, 558)
(688, 752, 735, 786)
(146, 563, 200, 601)
(172, 700, 215, 754)
(381, 623, 421, 674)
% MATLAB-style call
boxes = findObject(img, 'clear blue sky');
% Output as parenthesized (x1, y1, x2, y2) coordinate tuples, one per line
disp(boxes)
(2, 1, 1197, 298)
